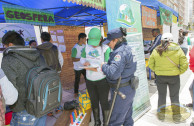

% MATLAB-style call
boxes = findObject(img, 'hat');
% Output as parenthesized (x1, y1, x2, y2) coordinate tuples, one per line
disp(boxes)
(88, 28, 102, 46)
(161, 33, 173, 42)
(103, 28, 123, 45)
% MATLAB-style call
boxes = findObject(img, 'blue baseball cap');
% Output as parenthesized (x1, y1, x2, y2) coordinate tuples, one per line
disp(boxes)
(103, 28, 123, 45)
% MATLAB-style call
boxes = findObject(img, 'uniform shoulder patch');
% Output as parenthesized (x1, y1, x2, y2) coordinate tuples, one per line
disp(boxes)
(114, 54, 121, 61)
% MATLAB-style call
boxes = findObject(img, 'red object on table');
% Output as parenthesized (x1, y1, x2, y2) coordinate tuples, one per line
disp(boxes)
(74, 110, 77, 118)
(70, 115, 73, 124)
(5, 112, 13, 125)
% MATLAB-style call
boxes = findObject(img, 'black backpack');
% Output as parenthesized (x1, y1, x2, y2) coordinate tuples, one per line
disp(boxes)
(13, 54, 62, 118)
(37, 44, 61, 72)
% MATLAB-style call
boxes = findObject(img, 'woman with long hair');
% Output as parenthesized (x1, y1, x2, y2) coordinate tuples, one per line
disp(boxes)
(149, 33, 188, 123)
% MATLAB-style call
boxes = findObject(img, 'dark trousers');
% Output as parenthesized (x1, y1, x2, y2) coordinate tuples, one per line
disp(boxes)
(86, 79, 110, 111)
(74, 69, 86, 93)
(181, 47, 188, 56)
(156, 75, 180, 114)
(109, 85, 135, 126)
(189, 79, 194, 103)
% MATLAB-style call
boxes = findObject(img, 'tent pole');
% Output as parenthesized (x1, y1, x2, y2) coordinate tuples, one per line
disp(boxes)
(100, 23, 102, 32)
(39, 25, 43, 33)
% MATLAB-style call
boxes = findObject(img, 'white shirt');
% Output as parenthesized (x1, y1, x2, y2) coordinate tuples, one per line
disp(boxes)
(80, 44, 109, 81)
(72, 44, 85, 70)
(180, 36, 188, 48)
(0, 69, 18, 105)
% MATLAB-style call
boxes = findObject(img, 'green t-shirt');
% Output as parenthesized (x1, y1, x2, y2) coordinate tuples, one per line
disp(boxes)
(71, 48, 77, 58)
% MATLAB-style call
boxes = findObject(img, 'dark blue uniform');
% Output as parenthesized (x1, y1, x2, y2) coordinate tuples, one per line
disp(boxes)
(102, 42, 137, 126)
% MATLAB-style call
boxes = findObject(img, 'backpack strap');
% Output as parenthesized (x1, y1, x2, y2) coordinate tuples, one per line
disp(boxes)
(166, 56, 180, 69)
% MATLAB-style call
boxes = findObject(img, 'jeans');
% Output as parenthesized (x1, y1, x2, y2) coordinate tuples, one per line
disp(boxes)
(74, 69, 86, 93)
(10, 110, 47, 126)
(181, 47, 188, 56)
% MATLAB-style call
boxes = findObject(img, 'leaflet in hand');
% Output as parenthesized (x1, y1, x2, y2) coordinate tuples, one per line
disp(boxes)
(79, 66, 98, 69)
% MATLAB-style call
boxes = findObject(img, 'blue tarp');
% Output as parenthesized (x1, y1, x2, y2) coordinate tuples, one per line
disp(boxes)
(0, 0, 106, 26)
(0, 0, 178, 26)
(137, 0, 179, 17)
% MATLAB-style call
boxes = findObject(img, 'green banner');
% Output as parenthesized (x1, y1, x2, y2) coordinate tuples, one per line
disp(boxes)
(3, 4, 55, 26)
(159, 7, 172, 26)
(65, 0, 105, 10)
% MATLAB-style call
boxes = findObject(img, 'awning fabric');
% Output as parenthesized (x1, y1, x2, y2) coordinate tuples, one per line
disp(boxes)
(0, 0, 178, 26)
(0, 0, 106, 26)
(136, 0, 178, 17)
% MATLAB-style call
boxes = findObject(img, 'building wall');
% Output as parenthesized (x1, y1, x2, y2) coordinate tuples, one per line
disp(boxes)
(183, 0, 189, 25)
(48, 26, 85, 89)
(189, 0, 193, 22)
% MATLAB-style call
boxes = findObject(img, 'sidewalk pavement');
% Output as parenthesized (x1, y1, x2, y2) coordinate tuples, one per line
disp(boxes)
(135, 70, 194, 126)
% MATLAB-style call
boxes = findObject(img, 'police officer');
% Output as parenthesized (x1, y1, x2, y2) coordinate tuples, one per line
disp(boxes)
(101, 27, 137, 126)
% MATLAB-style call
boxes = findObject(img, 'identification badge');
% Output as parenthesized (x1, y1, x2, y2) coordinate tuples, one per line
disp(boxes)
(114, 55, 121, 61)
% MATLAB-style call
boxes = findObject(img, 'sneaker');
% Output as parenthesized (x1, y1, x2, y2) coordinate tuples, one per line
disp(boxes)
(157, 113, 165, 121)
(173, 115, 184, 124)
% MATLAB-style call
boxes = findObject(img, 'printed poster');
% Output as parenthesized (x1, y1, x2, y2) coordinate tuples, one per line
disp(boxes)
(57, 30, 63, 34)
(58, 44, 66, 53)
(106, 0, 151, 120)
(142, 6, 157, 28)
(57, 36, 65, 43)
(0, 23, 36, 47)
(51, 35, 57, 42)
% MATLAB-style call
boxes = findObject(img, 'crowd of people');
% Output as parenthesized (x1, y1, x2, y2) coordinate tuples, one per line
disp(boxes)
(0, 26, 193, 126)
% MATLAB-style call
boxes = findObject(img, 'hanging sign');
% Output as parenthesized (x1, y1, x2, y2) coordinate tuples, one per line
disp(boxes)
(159, 7, 172, 26)
(142, 6, 157, 28)
(178, 16, 183, 27)
(172, 15, 177, 23)
(64, 0, 106, 10)
(3, 4, 55, 26)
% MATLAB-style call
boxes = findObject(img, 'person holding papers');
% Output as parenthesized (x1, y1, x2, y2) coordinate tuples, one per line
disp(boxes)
(80, 28, 111, 126)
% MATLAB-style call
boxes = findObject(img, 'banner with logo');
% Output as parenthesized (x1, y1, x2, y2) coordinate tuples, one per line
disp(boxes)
(106, 0, 151, 120)
(142, 6, 157, 28)
(0, 23, 37, 48)
(3, 4, 55, 26)
(159, 7, 172, 26)
(64, 0, 106, 10)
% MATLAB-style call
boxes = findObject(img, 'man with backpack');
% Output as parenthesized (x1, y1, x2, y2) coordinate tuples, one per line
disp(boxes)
(37, 32, 64, 72)
(1, 31, 47, 125)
